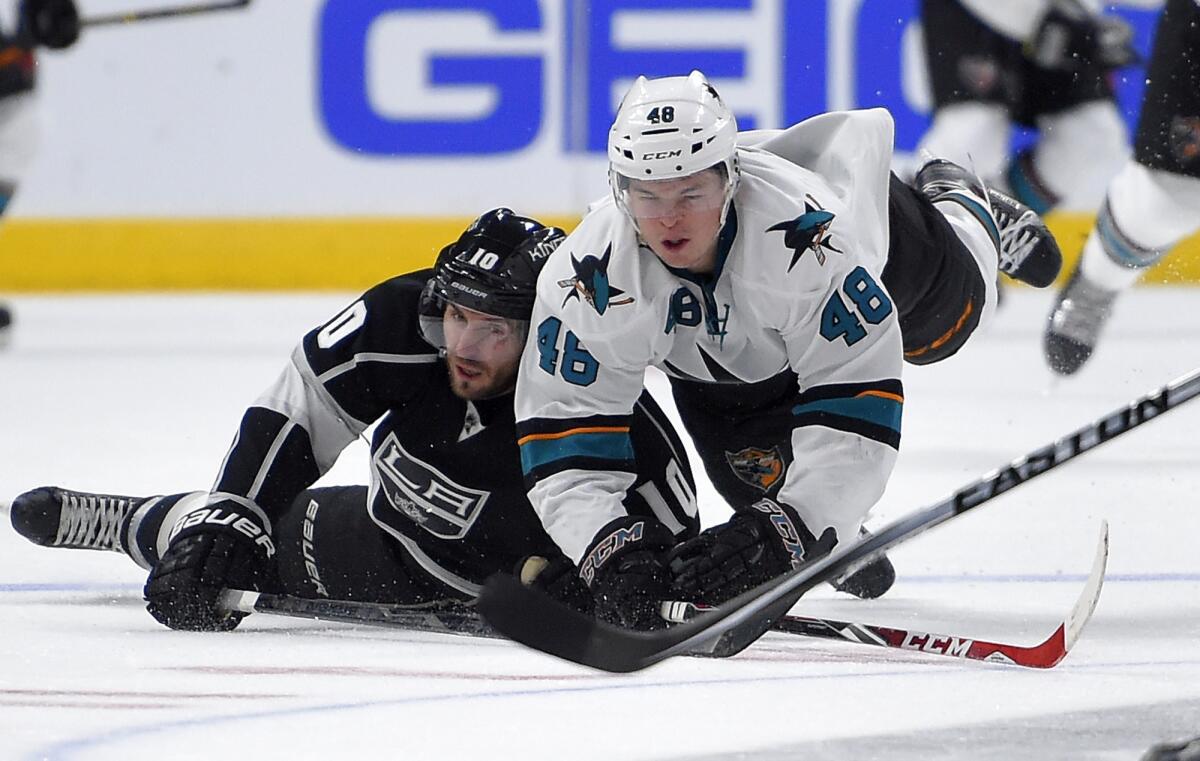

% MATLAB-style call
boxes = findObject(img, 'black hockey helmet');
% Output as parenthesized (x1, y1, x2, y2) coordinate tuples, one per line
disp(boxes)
(418, 208, 565, 347)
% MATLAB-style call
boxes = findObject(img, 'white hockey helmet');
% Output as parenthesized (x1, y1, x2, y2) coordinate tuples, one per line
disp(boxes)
(608, 71, 739, 222)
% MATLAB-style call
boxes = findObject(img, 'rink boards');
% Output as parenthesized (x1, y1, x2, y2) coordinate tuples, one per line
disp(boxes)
(1, 1, 1185, 290)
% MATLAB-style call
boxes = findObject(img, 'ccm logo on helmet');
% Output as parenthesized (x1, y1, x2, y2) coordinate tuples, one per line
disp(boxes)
(642, 150, 683, 160)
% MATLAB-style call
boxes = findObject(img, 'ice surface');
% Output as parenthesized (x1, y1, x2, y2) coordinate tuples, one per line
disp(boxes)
(2, 288, 1198, 761)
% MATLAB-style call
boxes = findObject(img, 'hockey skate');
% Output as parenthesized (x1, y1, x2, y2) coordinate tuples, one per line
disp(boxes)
(10, 486, 143, 552)
(1043, 260, 1118, 376)
(829, 527, 895, 599)
(914, 158, 1063, 288)
(1142, 735, 1200, 761)
(0, 303, 11, 347)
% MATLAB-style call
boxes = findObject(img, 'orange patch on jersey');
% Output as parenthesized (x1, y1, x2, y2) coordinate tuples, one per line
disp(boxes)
(725, 446, 784, 492)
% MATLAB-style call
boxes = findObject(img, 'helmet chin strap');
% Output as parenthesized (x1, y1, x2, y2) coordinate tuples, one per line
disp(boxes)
(718, 153, 741, 228)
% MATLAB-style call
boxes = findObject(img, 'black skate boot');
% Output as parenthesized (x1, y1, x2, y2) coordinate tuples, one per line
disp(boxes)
(914, 158, 1063, 288)
(0, 302, 11, 347)
(1142, 734, 1200, 761)
(1043, 259, 1119, 376)
(829, 527, 895, 599)
(10, 486, 145, 552)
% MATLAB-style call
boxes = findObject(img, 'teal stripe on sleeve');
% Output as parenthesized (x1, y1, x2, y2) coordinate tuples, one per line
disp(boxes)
(792, 395, 902, 435)
(520, 430, 635, 475)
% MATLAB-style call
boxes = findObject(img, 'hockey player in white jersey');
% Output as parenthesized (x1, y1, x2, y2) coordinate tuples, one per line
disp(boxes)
(1044, 0, 1200, 375)
(0, 0, 79, 344)
(515, 71, 1064, 629)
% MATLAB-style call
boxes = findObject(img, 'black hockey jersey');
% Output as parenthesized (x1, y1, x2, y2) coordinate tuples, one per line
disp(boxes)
(211, 270, 698, 597)
(0, 23, 34, 98)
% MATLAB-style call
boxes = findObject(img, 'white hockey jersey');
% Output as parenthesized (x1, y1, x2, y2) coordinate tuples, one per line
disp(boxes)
(515, 109, 904, 563)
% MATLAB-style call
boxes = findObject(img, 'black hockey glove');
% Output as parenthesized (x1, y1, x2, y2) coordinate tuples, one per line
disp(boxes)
(667, 498, 837, 605)
(516, 553, 593, 615)
(1027, 0, 1138, 72)
(23, 0, 80, 50)
(144, 498, 278, 632)
(579, 516, 676, 630)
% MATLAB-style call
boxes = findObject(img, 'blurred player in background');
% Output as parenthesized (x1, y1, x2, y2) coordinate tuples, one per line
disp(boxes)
(916, 0, 1138, 215)
(8, 210, 703, 631)
(1044, 0, 1200, 375)
(0, 0, 78, 345)
(514, 71, 1063, 630)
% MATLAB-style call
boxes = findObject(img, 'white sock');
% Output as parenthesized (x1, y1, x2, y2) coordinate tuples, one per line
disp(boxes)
(933, 199, 1000, 328)
(1082, 163, 1200, 291)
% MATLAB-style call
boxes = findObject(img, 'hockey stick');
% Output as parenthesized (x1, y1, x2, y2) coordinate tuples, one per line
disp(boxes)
(80, 0, 251, 27)
(475, 366, 1200, 673)
(218, 590, 498, 639)
(223, 555, 1102, 671)
(661, 520, 1108, 669)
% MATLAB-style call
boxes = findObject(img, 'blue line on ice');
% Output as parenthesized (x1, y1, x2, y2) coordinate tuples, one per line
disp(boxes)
(6, 572, 1200, 595)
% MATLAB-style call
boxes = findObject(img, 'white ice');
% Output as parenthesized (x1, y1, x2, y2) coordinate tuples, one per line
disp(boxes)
(2, 287, 1198, 761)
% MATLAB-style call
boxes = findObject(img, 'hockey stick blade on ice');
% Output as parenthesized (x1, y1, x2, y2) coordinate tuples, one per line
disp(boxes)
(663, 520, 1108, 669)
(220, 520, 1105, 668)
(223, 583, 1107, 669)
(781, 521, 1106, 668)
(81, 0, 251, 27)
(218, 590, 497, 639)
(476, 367, 1200, 672)
(219, 588, 921, 654)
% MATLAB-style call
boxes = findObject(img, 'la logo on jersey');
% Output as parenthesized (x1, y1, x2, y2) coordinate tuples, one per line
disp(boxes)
(767, 196, 843, 271)
(557, 244, 634, 315)
(372, 432, 490, 539)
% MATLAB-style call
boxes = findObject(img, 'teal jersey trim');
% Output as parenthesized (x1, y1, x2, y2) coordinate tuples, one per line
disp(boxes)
(520, 429, 635, 476)
(943, 191, 1000, 251)
(792, 394, 902, 439)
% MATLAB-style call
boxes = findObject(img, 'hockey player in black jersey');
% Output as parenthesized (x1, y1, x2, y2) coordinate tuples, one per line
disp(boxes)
(916, 0, 1137, 215)
(8, 209, 703, 631)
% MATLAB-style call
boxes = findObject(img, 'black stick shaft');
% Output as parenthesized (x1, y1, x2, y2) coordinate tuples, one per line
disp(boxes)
(228, 588, 1080, 666)
(950, 367, 1200, 514)
(81, 0, 250, 27)
(220, 590, 497, 638)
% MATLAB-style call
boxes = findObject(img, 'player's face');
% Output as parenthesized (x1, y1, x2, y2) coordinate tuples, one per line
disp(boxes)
(624, 169, 727, 273)
(442, 303, 525, 400)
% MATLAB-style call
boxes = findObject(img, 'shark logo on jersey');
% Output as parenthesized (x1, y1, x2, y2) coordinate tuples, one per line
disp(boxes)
(768, 198, 844, 271)
(557, 244, 635, 315)
(372, 433, 490, 539)
(725, 446, 784, 491)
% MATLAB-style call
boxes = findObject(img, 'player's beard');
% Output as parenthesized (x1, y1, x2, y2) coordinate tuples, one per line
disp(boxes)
(446, 352, 519, 401)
